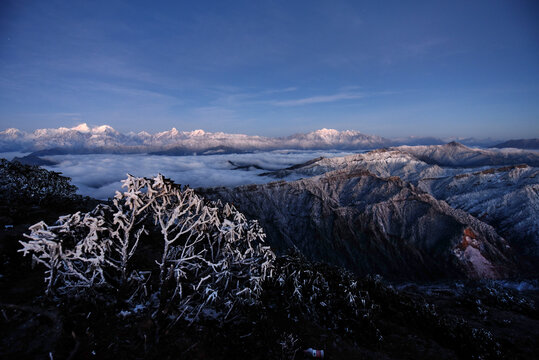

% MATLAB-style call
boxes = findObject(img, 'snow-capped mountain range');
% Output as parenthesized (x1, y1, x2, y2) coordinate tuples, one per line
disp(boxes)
(0, 123, 505, 154)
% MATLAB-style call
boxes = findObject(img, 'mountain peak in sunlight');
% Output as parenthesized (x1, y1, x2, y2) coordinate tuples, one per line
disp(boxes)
(189, 129, 206, 136)
(92, 125, 117, 134)
(313, 128, 340, 135)
(71, 123, 91, 133)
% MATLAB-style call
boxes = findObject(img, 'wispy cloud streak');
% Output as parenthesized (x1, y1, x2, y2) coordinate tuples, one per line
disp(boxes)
(272, 92, 363, 106)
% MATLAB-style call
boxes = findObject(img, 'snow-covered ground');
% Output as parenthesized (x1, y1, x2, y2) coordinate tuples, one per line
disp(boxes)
(39, 150, 357, 199)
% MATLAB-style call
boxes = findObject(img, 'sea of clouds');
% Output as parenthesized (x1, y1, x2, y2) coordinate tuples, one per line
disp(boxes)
(17, 150, 357, 199)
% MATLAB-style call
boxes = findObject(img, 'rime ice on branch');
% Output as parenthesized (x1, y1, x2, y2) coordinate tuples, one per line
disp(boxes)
(19, 174, 275, 321)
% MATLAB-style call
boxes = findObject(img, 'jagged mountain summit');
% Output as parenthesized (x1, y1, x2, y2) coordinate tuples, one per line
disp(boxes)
(0, 123, 503, 154)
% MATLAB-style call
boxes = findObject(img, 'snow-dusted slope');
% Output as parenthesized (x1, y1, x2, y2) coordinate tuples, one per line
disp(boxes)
(395, 142, 539, 167)
(418, 165, 539, 257)
(202, 169, 515, 280)
(262, 149, 448, 182)
(258, 145, 539, 264)
(0, 124, 390, 153)
(262, 143, 539, 180)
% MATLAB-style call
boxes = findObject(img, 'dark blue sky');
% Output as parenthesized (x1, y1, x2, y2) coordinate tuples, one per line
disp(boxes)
(1, 0, 538, 138)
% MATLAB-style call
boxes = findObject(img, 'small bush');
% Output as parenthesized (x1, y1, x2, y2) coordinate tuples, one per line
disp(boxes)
(19, 174, 275, 322)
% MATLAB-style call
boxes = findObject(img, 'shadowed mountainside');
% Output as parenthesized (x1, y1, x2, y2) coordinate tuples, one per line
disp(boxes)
(202, 169, 516, 280)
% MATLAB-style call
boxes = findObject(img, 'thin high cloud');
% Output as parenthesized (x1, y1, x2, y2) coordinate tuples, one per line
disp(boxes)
(272, 92, 364, 106)
(208, 86, 299, 106)
(263, 87, 298, 95)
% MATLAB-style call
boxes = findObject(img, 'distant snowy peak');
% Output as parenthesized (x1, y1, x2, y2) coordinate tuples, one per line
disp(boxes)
(0, 128, 24, 138)
(0, 124, 131, 151)
(92, 124, 119, 135)
(293, 128, 365, 140)
(315, 128, 341, 135)
(285, 128, 387, 149)
(71, 123, 91, 132)
(188, 129, 206, 136)
(155, 127, 179, 138)
(309, 128, 357, 139)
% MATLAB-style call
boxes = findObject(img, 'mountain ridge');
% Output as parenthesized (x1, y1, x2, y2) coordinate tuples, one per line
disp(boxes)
(201, 168, 516, 280)
(491, 138, 539, 150)
(1, 123, 503, 153)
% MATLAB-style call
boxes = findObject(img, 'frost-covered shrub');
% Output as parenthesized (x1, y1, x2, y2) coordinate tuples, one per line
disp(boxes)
(19, 174, 275, 321)
(274, 251, 371, 315)
(278, 333, 300, 360)
(267, 251, 373, 332)
(461, 280, 537, 316)
(19, 207, 110, 296)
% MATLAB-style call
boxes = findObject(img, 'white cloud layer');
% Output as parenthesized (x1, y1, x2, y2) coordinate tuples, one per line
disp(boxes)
(42, 150, 356, 199)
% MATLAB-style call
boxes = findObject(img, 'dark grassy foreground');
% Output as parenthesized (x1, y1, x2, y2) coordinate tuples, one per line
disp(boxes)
(0, 160, 538, 359)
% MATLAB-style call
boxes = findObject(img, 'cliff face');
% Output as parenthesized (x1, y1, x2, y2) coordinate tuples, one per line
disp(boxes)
(418, 165, 539, 258)
(202, 169, 515, 280)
